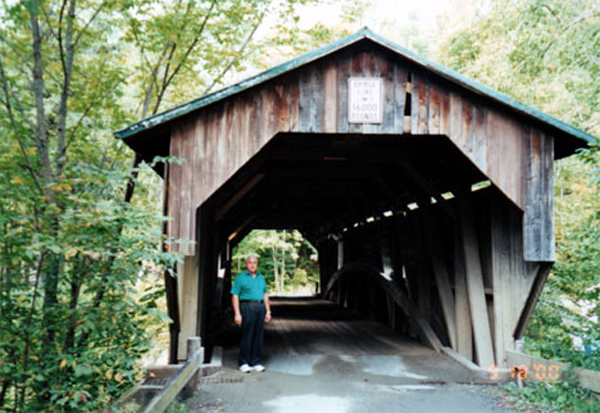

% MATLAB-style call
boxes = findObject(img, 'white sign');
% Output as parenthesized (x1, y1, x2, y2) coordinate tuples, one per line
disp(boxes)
(348, 77, 383, 124)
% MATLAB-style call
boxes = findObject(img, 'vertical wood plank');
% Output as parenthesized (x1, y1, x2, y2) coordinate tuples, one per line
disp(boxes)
(240, 94, 251, 161)
(184, 121, 196, 252)
(524, 130, 555, 261)
(459, 196, 495, 368)
(205, 111, 217, 207)
(541, 133, 555, 260)
(177, 257, 200, 360)
(217, 104, 229, 198)
(198, 113, 208, 204)
(275, 81, 290, 133)
(428, 82, 440, 134)
(230, 100, 240, 177)
(462, 99, 473, 156)
(453, 225, 473, 360)
(471, 104, 487, 172)
(224, 100, 235, 184)
(449, 91, 463, 145)
(251, 89, 262, 152)
(289, 74, 300, 132)
(362, 51, 379, 134)
(485, 111, 526, 209)
(424, 218, 457, 349)
(169, 128, 183, 249)
(164, 161, 172, 247)
(261, 86, 277, 139)
(379, 54, 395, 133)
(349, 51, 366, 134)
(525, 128, 542, 259)
(190, 117, 205, 240)
(439, 86, 451, 135)
(337, 52, 350, 133)
(490, 194, 510, 367)
(322, 62, 338, 133)
(178, 120, 194, 254)
(411, 72, 428, 134)
(299, 65, 323, 133)
(309, 65, 324, 132)
(393, 63, 408, 134)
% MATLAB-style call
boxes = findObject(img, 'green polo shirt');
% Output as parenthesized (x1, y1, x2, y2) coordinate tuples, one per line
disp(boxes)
(230, 270, 267, 300)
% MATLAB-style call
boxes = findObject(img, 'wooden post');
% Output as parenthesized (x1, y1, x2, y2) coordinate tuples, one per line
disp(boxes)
(183, 337, 202, 399)
(423, 218, 457, 350)
(177, 256, 199, 361)
(337, 237, 344, 270)
(459, 196, 495, 368)
(453, 226, 473, 360)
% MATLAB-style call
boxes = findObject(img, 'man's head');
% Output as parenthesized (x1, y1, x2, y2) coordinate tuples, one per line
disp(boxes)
(245, 254, 258, 274)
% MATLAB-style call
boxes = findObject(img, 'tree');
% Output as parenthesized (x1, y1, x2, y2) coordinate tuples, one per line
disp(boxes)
(0, 0, 362, 410)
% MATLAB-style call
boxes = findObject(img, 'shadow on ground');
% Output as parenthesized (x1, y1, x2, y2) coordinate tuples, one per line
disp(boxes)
(183, 298, 515, 413)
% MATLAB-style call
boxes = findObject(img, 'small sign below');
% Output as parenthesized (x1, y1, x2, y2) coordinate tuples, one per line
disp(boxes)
(348, 77, 383, 124)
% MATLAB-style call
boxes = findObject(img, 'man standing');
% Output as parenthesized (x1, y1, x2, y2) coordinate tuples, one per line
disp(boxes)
(231, 254, 272, 373)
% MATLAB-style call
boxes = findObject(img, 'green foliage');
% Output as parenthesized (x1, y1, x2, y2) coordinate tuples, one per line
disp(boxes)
(501, 378, 600, 413)
(436, 0, 600, 135)
(232, 230, 319, 294)
(164, 400, 195, 413)
(0, 149, 180, 410)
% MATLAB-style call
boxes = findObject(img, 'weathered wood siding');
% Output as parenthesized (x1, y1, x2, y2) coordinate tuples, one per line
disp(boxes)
(168, 47, 554, 261)
(489, 191, 541, 367)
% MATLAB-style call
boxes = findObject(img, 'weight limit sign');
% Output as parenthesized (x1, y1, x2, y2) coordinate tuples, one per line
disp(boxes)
(348, 77, 383, 124)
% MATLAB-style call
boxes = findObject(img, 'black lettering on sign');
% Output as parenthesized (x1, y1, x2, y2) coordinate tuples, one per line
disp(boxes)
(348, 77, 383, 124)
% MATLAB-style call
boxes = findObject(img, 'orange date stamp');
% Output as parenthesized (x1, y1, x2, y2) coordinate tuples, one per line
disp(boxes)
(487, 363, 561, 381)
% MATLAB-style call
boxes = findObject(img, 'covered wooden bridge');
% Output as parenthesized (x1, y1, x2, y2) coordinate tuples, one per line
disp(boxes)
(115, 28, 594, 371)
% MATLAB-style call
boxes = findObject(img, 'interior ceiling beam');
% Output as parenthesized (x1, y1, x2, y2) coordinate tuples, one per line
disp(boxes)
(219, 175, 418, 232)
(227, 215, 255, 242)
(205, 134, 488, 244)
(400, 161, 456, 218)
(267, 146, 453, 165)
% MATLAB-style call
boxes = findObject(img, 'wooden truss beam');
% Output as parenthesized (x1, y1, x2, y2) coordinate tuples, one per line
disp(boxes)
(423, 218, 457, 349)
(459, 196, 495, 368)
(323, 262, 443, 352)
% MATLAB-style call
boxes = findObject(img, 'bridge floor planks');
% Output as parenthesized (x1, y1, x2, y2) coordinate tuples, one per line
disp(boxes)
(216, 297, 432, 357)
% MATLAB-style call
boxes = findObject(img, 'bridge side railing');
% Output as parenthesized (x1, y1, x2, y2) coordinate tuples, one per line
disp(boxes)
(143, 337, 203, 413)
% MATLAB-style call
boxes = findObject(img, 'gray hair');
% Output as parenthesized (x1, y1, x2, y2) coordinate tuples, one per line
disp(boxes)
(245, 253, 259, 263)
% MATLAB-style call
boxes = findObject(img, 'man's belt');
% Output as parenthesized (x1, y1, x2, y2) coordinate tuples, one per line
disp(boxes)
(240, 299, 263, 303)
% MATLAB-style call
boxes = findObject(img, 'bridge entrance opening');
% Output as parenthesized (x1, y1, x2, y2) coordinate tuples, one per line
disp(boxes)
(231, 229, 320, 297)
(189, 131, 511, 373)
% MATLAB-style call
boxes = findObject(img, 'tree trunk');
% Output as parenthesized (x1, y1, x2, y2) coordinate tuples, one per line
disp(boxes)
(281, 231, 286, 292)
(272, 244, 279, 294)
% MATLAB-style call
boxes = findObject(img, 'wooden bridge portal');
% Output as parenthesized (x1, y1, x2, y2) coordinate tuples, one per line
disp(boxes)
(115, 29, 594, 371)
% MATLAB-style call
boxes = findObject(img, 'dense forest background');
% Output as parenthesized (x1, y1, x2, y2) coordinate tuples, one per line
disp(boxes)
(0, 0, 597, 411)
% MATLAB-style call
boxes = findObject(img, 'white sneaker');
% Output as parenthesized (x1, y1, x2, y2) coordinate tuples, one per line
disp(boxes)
(251, 364, 266, 372)
(239, 364, 252, 373)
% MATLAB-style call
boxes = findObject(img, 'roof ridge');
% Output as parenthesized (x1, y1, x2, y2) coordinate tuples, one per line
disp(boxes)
(115, 28, 596, 145)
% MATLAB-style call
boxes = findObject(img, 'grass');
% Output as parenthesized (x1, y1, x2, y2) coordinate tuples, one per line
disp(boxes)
(495, 375, 600, 413)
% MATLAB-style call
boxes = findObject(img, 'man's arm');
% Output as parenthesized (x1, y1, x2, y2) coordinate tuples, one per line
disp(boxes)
(232, 294, 242, 325)
(264, 293, 272, 322)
